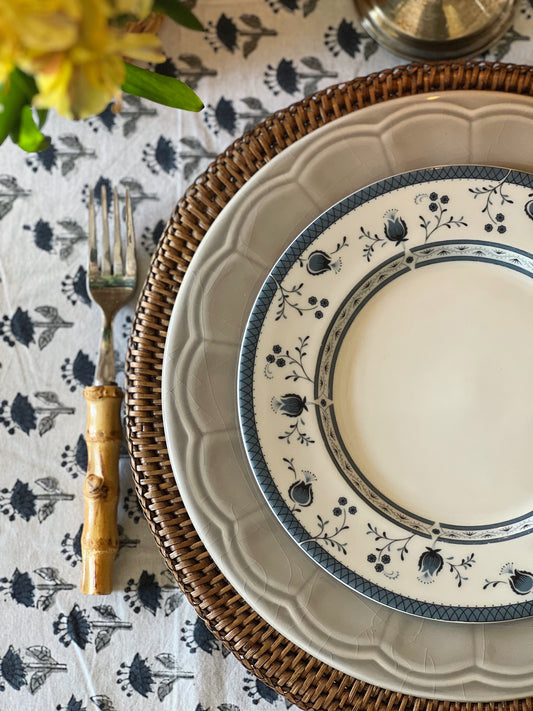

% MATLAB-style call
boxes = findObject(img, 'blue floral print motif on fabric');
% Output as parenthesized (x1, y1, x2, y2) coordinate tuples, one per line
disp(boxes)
(61, 351, 96, 392)
(0, 306, 73, 349)
(0, 645, 67, 693)
(0, 392, 74, 436)
(117, 653, 193, 700)
(124, 570, 183, 616)
(61, 435, 88, 479)
(142, 136, 178, 175)
(206, 14, 277, 57)
(0, 478, 74, 522)
(53, 604, 132, 652)
(264, 57, 337, 96)
(0, 567, 74, 610)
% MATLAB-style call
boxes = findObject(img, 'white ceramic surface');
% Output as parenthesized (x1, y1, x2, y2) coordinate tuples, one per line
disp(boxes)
(237, 166, 533, 622)
(162, 91, 533, 701)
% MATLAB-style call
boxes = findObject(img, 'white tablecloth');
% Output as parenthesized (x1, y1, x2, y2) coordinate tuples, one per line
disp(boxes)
(1, 2, 533, 709)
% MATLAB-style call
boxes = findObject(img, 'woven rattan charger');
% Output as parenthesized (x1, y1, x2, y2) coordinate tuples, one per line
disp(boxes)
(125, 61, 533, 711)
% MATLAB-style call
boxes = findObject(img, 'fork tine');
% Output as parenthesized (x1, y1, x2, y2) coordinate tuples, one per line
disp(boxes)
(124, 188, 136, 279)
(101, 185, 112, 276)
(88, 189, 98, 275)
(112, 187, 122, 275)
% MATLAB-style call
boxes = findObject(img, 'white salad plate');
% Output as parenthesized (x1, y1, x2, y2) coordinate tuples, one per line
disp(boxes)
(238, 164, 533, 624)
(163, 91, 533, 700)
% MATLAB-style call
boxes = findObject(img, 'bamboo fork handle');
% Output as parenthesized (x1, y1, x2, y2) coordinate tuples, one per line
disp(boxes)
(81, 385, 123, 595)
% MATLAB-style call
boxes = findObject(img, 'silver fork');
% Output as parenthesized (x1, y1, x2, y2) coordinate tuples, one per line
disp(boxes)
(81, 186, 137, 596)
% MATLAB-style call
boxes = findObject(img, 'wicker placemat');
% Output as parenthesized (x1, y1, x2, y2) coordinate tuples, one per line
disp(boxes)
(125, 61, 533, 711)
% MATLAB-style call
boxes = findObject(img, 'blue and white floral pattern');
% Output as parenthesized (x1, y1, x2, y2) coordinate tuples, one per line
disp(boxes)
(3, 0, 533, 707)
(239, 166, 533, 622)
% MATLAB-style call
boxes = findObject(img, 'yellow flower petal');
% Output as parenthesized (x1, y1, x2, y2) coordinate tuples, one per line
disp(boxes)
(119, 31, 164, 63)
(0, 0, 166, 119)
(111, 0, 154, 20)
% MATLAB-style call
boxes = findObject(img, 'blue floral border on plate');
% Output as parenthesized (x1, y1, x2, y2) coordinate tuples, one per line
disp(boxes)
(238, 165, 533, 622)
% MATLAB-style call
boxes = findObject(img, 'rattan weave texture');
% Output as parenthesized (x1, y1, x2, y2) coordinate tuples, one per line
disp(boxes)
(125, 61, 533, 711)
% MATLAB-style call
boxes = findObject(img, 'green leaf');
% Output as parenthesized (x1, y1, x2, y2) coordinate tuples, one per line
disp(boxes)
(0, 68, 38, 146)
(122, 62, 203, 112)
(152, 0, 204, 30)
(36, 108, 48, 129)
(11, 105, 50, 152)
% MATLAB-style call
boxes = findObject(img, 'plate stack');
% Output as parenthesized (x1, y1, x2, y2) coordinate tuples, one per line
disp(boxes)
(127, 62, 533, 709)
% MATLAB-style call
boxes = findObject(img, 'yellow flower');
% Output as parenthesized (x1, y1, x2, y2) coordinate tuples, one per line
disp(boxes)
(0, 0, 164, 119)
(110, 0, 154, 20)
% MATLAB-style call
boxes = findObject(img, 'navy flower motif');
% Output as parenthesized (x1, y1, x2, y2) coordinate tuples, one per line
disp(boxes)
(181, 616, 226, 656)
(61, 351, 96, 391)
(61, 523, 83, 567)
(1, 394, 36, 435)
(243, 675, 280, 705)
(206, 14, 277, 57)
(87, 103, 118, 133)
(0, 392, 75, 436)
(117, 652, 193, 699)
(56, 695, 86, 711)
(54, 604, 91, 650)
(0, 306, 73, 349)
(54, 604, 132, 652)
(271, 393, 307, 417)
(140, 219, 165, 254)
(0, 646, 26, 691)
(525, 197, 533, 222)
(26, 142, 58, 172)
(509, 569, 533, 595)
(266, 0, 299, 12)
(0, 569, 35, 607)
(204, 96, 270, 136)
(416, 191, 467, 242)
(0, 645, 66, 693)
(417, 547, 444, 583)
(7, 480, 36, 520)
(264, 56, 337, 96)
(142, 136, 178, 175)
(5, 308, 34, 346)
(209, 14, 238, 51)
(118, 653, 153, 698)
(124, 569, 183, 616)
(123, 486, 143, 524)
(0, 567, 73, 610)
(288, 474, 315, 507)
(383, 209, 408, 245)
(124, 571, 162, 616)
(24, 219, 87, 259)
(324, 19, 362, 57)
(306, 250, 340, 275)
(23, 218, 54, 252)
(1, 477, 74, 522)
(61, 265, 91, 307)
(205, 97, 236, 133)
(61, 435, 88, 479)
(485, 563, 533, 595)
(286, 457, 316, 509)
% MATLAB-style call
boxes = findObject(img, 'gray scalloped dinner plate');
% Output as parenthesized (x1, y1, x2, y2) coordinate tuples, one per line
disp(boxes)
(163, 91, 533, 701)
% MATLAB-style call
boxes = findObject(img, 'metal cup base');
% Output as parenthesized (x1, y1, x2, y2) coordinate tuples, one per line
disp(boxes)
(354, 0, 518, 61)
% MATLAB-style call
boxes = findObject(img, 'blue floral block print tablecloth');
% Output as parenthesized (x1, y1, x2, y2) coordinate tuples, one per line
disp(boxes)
(2, 1, 533, 710)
